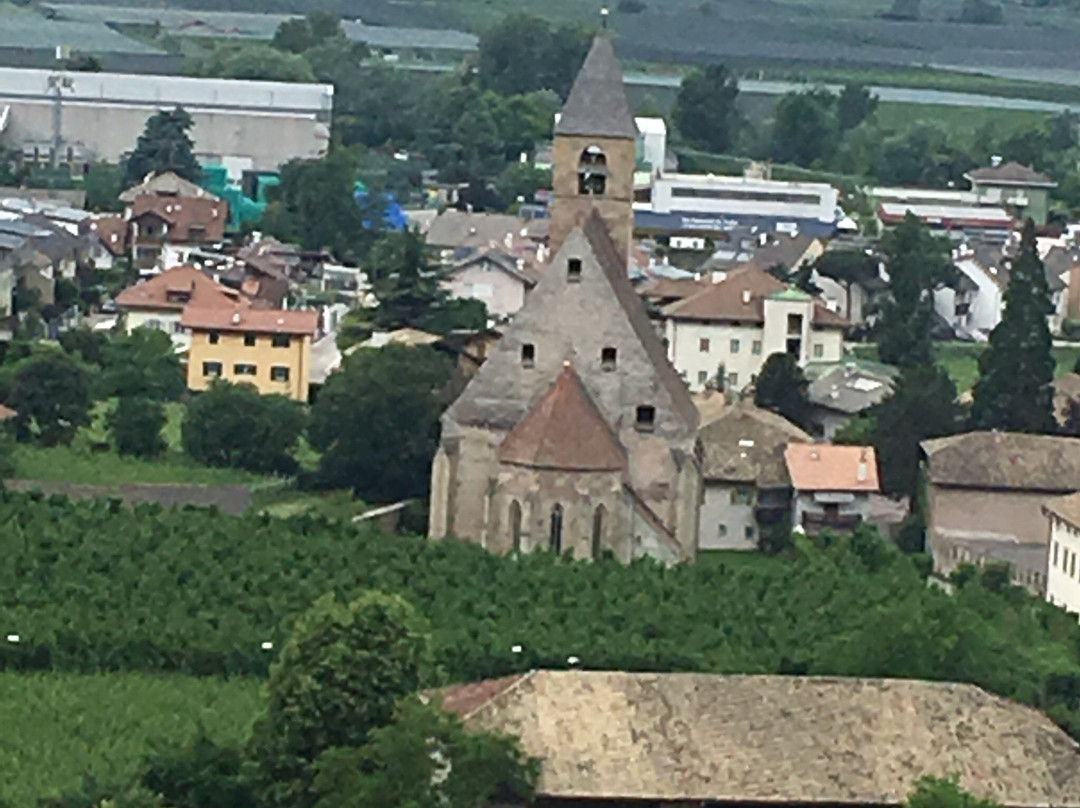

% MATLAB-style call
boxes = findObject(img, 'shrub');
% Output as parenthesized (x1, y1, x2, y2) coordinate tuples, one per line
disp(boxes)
(109, 396, 166, 458)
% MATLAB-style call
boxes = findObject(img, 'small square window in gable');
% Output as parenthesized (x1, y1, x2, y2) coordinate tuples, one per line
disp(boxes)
(601, 347, 617, 371)
(521, 343, 535, 368)
(567, 258, 582, 283)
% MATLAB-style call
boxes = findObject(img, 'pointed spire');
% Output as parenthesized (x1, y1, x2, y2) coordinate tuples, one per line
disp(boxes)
(554, 36, 638, 140)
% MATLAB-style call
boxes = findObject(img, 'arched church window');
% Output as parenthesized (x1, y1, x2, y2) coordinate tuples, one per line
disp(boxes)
(578, 145, 608, 196)
(510, 500, 522, 553)
(550, 504, 564, 555)
(592, 505, 606, 560)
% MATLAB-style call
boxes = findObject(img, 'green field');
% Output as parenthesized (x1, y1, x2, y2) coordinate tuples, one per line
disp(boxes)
(873, 103, 1051, 141)
(0, 672, 260, 806)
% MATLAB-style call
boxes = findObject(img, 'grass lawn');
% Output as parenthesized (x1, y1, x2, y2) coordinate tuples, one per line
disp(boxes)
(8, 400, 272, 487)
(850, 341, 1080, 392)
(0, 672, 260, 806)
(874, 103, 1051, 141)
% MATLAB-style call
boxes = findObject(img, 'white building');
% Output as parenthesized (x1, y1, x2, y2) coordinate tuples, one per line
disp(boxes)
(441, 250, 536, 321)
(658, 264, 846, 393)
(634, 117, 666, 173)
(1045, 493, 1080, 617)
(933, 252, 1005, 340)
(785, 443, 880, 534)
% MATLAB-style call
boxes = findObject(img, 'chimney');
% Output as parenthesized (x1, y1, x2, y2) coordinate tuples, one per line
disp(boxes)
(857, 448, 869, 482)
(742, 289, 752, 304)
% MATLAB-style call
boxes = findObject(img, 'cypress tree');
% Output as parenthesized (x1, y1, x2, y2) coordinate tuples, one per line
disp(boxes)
(971, 220, 1056, 433)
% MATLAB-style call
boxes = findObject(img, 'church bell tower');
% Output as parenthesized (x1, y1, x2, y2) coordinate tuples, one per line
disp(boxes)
(548, 35, 638, 266)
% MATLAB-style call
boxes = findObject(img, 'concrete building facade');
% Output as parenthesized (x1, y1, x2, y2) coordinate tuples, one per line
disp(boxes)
(0, 67, 332, 172)
(1046, 493, 1080, 617)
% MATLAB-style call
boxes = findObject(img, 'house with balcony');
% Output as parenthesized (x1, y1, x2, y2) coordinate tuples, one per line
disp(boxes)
(964, 161, 1057, 227)
(785, 443, 879, 534)
(658, 264, 846, 393)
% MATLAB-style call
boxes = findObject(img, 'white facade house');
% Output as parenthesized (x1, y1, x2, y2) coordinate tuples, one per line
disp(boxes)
(659, 265, 846, 393)
(786, 444, 880, 534)
(634, 117, 667, 173)
(1045, 493, 1080, 617)
(933, 254, 1005, 340)
(441, 251, 536, 321)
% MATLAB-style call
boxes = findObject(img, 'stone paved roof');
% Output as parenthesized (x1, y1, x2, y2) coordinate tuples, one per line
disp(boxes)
(966, 162, 1056, 188)
(922, 432, 1080, 492)
(698, 402, 810, 485)
(446, 670, 1080, 807)
(498, 364, 627, 472)
(554, 36, 637, 140)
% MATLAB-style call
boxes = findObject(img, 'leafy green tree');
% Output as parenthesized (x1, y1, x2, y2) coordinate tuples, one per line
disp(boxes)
(313, 697, 537, 808)
(872, 365, 965, 502)
(272, 17, 316, 53)
(972, 220, 1056, 433)
(190, 43, 317, 83)
(308, 344, 451, 501)
(99, 329, 185, 401)
(182, 381, 305, 475)
(836, 83, 877, 131)
(0, 427, 15, 478)
(904, 777, 1002, 808)
(82, 162, 124, 212)
(124, 108, 201, 186)
(674, 65, 740, 154)
(876, 213, 955, 369)
(770, 89, 837, 167)
(495, 163, 552, 210)
(9, 352, 91, 446)
(476, 14, 590, 100)
(249, 591, 429, 808)
(143, 733, 255, 808)
(812, 248, 879, 317)
(64, 53, 103, 72)
(753, 352, 813, 431)
(109, 396, 166, 458)
(1047, 111, 1079, 152)
(59, 327, 107, 366)
(368, 230, 451, 332)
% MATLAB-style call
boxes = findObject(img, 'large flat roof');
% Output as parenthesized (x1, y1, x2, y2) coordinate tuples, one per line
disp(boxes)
(0, 66, 332, 114)
(0, 13, 161, 54)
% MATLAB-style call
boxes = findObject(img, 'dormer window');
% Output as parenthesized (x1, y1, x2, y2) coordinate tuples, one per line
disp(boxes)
(567, 258, 582, 283)
(578, 145, 608, 196)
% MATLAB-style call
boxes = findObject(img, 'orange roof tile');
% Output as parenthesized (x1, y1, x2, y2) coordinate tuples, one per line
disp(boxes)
(85, 215, 129, 256)
(180, 302, 319, 336)
(115, 265, 237, 311)
(499, 364, 627, 472)
(0, 403, 17, 421)
(130, 193, 227, 243)
(784, 443, 879, 492)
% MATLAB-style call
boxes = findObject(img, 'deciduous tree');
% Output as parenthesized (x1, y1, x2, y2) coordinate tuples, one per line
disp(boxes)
(9, 352, 91, 446)
(674, 64, 740, 154)
(99, 329, 185, 401)
(109, 396, 166, 458)
(770, 89, 838, 167)
(972, 220, 1056, 433)
(837, 83, 878, 131)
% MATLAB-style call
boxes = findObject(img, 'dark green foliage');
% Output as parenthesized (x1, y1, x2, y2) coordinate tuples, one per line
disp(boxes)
(972, 220, 1057, 433)
(99, 329, 185, 402)
(0, 428, 15, 478)
(958, 0, 1004, 24)
(189, 43, 317, 83)
(142, 734, 255, 808)
(249, 592, 429, 808)
(123, 108, 200, 187)
(475, 14, 591, 100)
(872, 365, 965, 501)
(63, 53, 103, 72)
(836, 83, 878, 131)
(674, 65, 741, 154)
(9, 353, 91, 446)
(109, 396, 166, 458)
(59, 328, 107, 366)
(182, 381, 305, 475)
(308, 344, 451, 501)
(82, 162, 124, 213)
(5, 489, 1080, 739)
(753, 353, 812, 432)
(876, 213, 955, 369)
(905, 777, 1002, 808)
(313, 698, 537, 808)
(770, 89, 838, 167)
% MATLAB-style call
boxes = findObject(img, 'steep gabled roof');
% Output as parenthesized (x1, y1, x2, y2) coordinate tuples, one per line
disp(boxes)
(554, 36, 637, 140)
(115, 265, 236, 311)
(120, 171, 218, 203)
(699, 402, 810, 485)
(445, 670, 1080, 807)
(922, 432, 1080, 492)
(499, 364, 627, 472)
(582, 211, 699, 429)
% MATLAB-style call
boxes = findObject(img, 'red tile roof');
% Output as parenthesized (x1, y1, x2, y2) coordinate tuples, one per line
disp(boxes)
(180, 302, 319, 336)
(0, 403, 17, 421)
(115, 265, 237, 311)
(85, 215, 129, 256)
(130, 193, 227, 243)
(784, 444, 879, 492)
(662, 265, 846, 327)
(499, 363, 627, 472)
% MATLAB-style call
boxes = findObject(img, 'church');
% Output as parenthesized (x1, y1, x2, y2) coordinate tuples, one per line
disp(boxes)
(428, 36, 702, 563)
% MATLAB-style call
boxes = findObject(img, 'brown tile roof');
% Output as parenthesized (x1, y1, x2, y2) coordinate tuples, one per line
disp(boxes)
(700, 403, 811, 485)
(966, 162, 1056, 188)
(582, 211, 700, 431)
(180, 302, 318, 336)
(662, 265, 846, 328)
(554, 36, 637, 140)
(638, 276, 712, 305)
(749, 233, 820, 271)
(85, 215, 129, 256)
(115, 265, 237, 311)
(499, 364, 627, 472)
(785, 443, 879, 492)
(0, 403, 16, 421)
(119, 171, 219, 203)
(1046, 491, 1080, 530)
(922, 432, 1080, 492)
(448, 670, 1080, 807)
(425, 210, 524, 252)
(130, 193, 227, 243)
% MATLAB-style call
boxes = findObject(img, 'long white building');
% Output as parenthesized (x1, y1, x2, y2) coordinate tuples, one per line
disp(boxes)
(0, 67, 332, 174)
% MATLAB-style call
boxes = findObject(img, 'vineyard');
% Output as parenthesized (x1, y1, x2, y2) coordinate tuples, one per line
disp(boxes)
(0, 672, 259, 805)
(3, 486, 1080, 742)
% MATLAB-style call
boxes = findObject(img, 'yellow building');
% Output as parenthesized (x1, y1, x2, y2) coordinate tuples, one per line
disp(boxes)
(181, 304, 319, 402)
